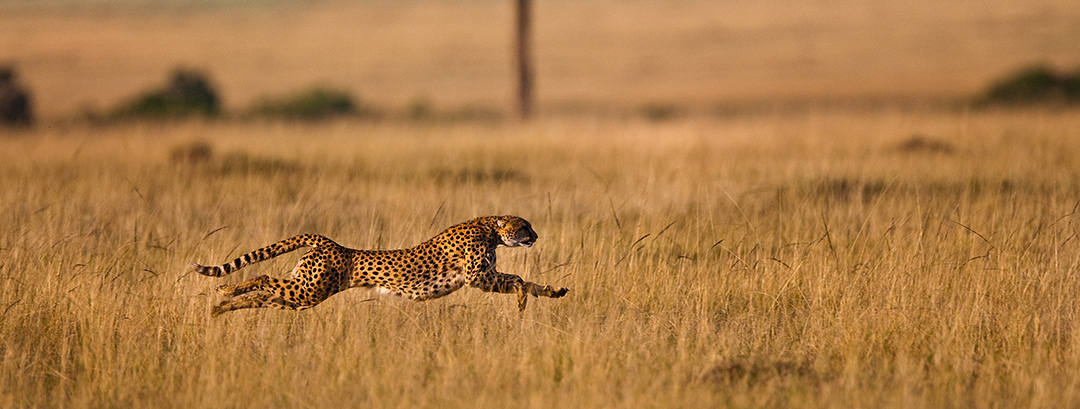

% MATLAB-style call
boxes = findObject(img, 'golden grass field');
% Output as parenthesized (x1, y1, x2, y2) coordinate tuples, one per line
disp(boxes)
(3, 0, 1080, 408)
(2, 110, 1080, 408)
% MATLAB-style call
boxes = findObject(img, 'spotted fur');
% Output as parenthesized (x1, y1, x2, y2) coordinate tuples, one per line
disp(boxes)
(191, 215, 568, 316)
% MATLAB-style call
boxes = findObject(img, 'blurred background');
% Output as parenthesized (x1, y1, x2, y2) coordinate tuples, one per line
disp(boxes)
(0, 0, 1078, 122)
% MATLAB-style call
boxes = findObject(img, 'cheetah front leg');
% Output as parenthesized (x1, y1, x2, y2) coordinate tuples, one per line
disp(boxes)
(517, 280, 570, 311)
(470, 271, 569, 311)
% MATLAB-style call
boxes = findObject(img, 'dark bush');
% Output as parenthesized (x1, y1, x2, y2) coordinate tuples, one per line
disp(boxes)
(1065, 75, 1080, 100)
(639, 103, 678, 121)
(168, 140, 214, 166)
(251, 87, 365, 121)
(406, 97, 435, 121)
(890, 134, 956, 155)
(0, 65, 34, 127)
(404, 96, 503, 123)
(166, 140, 302, 176)
(978, 65, 1080, 106)
(444, 105, 503, 122)
(112, 68, 221, 120)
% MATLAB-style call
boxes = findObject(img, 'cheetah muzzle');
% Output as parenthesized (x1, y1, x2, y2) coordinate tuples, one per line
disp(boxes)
(191, 215, 569, 316)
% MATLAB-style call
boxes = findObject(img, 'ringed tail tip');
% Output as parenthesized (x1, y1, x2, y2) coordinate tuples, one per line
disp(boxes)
(191, 263, 216, 277)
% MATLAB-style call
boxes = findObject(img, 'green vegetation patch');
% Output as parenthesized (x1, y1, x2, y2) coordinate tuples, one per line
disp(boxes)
(977, 65, 1080, 106)
(110, 69, 220, 120)
(251, 87, 370, 121)
(406, 97, 503, 122)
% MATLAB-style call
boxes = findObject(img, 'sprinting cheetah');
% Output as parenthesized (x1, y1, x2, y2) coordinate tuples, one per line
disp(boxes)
(192, 215, 568, 316)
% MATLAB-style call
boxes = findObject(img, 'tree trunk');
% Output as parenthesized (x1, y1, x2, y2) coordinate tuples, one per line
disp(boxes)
(515, 0, 534, 121)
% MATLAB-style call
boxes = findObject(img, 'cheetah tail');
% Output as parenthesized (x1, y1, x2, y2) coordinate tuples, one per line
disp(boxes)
(190, 234, 334, 277)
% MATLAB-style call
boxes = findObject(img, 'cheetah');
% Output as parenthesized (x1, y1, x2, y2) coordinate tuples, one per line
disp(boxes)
(191, 215, 568, 316)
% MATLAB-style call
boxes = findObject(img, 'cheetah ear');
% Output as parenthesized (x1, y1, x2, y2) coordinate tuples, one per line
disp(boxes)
(496, 219, 506, 228)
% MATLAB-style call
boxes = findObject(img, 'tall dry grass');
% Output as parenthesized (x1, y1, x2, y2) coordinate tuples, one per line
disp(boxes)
(1, 109, 1080, 407)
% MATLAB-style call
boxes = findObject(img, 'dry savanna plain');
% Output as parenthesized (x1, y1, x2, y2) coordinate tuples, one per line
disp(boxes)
(3, 111, 1080, 408)
(3, 0, 1080, 408)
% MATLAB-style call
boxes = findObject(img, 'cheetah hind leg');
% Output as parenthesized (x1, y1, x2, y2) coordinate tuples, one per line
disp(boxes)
(215, 274, 272, 297)
(211, 291, 303, 317)
(211, 291, 272, 317)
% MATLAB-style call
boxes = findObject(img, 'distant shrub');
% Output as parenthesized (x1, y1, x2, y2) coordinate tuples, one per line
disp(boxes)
(406, 97, 435, 121)
(890, 134, 956, 155)
(167, 140, 301, 176)
(404, 96, 503, 123)
(168, 140, 214, 166)
(112, 69, 221, 120)
(428, 167, 527, 185)
(638, 103, 678, 121)
(251, 87, 368, 121)
(977, 65, 1080, 106)
(0, 65, 34, 127)
(446, 105, 503, 122)
(1065, 74, 1080, 99)
(215, 152, 302, 175)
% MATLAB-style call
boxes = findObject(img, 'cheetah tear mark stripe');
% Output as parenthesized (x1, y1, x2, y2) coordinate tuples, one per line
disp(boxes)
(191, 234, 336, 277)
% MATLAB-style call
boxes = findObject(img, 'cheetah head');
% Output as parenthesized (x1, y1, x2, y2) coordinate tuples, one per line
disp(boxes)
(495, 216, 538, 247)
